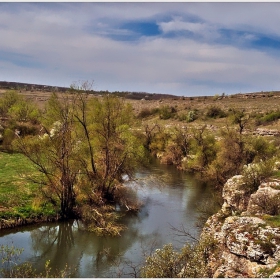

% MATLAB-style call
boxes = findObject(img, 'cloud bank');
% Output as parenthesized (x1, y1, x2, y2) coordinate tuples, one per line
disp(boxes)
(1, 2, 280, 96)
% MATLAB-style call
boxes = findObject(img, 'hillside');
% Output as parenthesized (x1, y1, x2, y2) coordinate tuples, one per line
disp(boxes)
(2, 80, 280, 132)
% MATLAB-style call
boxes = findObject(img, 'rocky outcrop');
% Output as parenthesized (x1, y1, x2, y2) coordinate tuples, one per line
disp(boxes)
(202, 175, 280, 278)
(253, 128, 280, 137)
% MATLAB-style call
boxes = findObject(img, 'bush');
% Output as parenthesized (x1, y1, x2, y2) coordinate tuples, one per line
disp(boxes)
(207, 129, 245, 186)
(187, 110, 198, 122)
(141, 236, 216, 277)
(159, 105, 176, 120)
(206, 106, 227, 119)
(255, 110, 280, 125)
(187, 127, 217, 172)
(137, 108, 159, 119)
(0, 245, 71, 277)
(246, 136, 277, 162)
(177, 110, 197, 122)
(250, 189, 280, 216)
(0, 91, 40, 123)
(242, 160, 275, 191)
(79, 204, 126, 236)
(1, 128, 15, 151)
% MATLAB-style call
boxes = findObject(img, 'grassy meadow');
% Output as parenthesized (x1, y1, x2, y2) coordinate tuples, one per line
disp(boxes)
(0, 152, 54, 221)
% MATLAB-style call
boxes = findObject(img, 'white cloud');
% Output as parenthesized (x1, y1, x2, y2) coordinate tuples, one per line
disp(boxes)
(1, 3, 280, 96)
(158, 17, 220, 41)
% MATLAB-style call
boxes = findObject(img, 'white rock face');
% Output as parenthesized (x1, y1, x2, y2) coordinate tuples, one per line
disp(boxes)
(222, 175, 250, 214)
(203, 178, 280, 277)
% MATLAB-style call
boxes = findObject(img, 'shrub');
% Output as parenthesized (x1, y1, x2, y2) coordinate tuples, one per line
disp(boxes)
(255, 110, 280, 125)
(1, 128, 15, 151)
(0, 245, 71, 277)
(159, 105, 176, 120)
(187, 127, 217, 172)
(254, 190, 280, 216)
(177, 110, 197, 122)
(137, 108, 158, 119)
(187, 110, 197, 122)
(141, 236, 216, 277)
(206, 106, 227, 119)
(246, 136, 277, 162)
(242, 160, 275, 191)
(79, 204, 126, 236)
(207, 129, 245, 186)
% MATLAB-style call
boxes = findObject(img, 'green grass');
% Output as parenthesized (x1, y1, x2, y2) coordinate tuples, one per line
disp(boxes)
(262, 214, 280, 227)
(0, 151, 55, 219)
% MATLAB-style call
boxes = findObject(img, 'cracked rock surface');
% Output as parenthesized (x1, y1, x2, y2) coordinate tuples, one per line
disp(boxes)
(202, 175, 280, 277)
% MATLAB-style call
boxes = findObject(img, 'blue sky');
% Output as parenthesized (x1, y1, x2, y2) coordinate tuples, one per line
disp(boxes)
(1, 2, 280, 96)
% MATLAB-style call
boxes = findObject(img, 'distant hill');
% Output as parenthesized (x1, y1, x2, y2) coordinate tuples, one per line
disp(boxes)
(1, 80, 280, 101)
(0, 81, 177, 100)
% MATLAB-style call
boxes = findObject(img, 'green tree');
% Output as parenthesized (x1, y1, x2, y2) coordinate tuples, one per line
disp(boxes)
(0, 90, 39, 123)
(187, 126, 217, 172)
(17, 93, 79, 218)
(76, 95, 145, 205)
(16, 92, 145, 229)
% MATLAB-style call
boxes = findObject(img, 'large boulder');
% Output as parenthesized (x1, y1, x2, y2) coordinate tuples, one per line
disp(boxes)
(202, 176, 280, 277)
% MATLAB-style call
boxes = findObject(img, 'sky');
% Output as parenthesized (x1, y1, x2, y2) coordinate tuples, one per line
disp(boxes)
(1, 2, 280, 97)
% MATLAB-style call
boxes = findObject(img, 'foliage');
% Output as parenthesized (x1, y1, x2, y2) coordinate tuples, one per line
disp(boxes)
(228, 109, 249, 134)
(178, 110, 198, 122)
(255, 110, 280, 125)
(143, 123, 161, 152)
(16, 94, 79, 218)
(79, 204, 126, 236)
(160, 127, 190, 166)
(137, 108, 159, 119)
(158, 105, 177, 120)
(0, 244, 71, 277)
(186, 126, 217, 172)
(207, 129, 246, 186)
(140, 235, 216, 277)
(245, 136, 277, 162)
(148, 128, 170, 156)
(250, 188, 280, 215)
(242, 159, 275, 191)
(0, 90, 40, 123)
(206, 106, 227, 119)
(16, 93, 145, 224)
(186, 110, 198, 122)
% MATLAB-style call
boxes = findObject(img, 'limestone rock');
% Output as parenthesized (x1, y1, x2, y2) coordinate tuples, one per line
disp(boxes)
(222, 175, 250, 214)
(203, 176, 280, 277)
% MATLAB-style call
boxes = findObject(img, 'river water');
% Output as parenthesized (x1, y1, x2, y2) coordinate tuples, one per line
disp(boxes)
(0, 160, 214, 277)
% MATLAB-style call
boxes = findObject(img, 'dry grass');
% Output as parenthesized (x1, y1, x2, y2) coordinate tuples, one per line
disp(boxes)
(2, 89, 280, 131)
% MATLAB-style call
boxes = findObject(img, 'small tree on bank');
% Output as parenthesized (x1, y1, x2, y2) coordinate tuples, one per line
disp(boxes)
(16, 92, 145, 226)
(17, 93, 80, 218)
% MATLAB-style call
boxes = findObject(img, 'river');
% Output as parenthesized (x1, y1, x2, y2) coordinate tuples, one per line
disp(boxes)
(0, 160, 215, 277)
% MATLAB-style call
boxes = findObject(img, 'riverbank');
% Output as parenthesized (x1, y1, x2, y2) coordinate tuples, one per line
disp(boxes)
(0, 159, 214, 277)
(0, 215, 60, 229)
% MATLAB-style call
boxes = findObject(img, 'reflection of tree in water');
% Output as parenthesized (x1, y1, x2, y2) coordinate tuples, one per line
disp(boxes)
(30, 220, 77, 274)
(27, 216, 160, 277)
(23, 161, 211, 277)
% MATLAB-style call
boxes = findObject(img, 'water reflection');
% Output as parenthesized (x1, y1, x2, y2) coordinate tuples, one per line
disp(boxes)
(0, 160, 214, 277)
